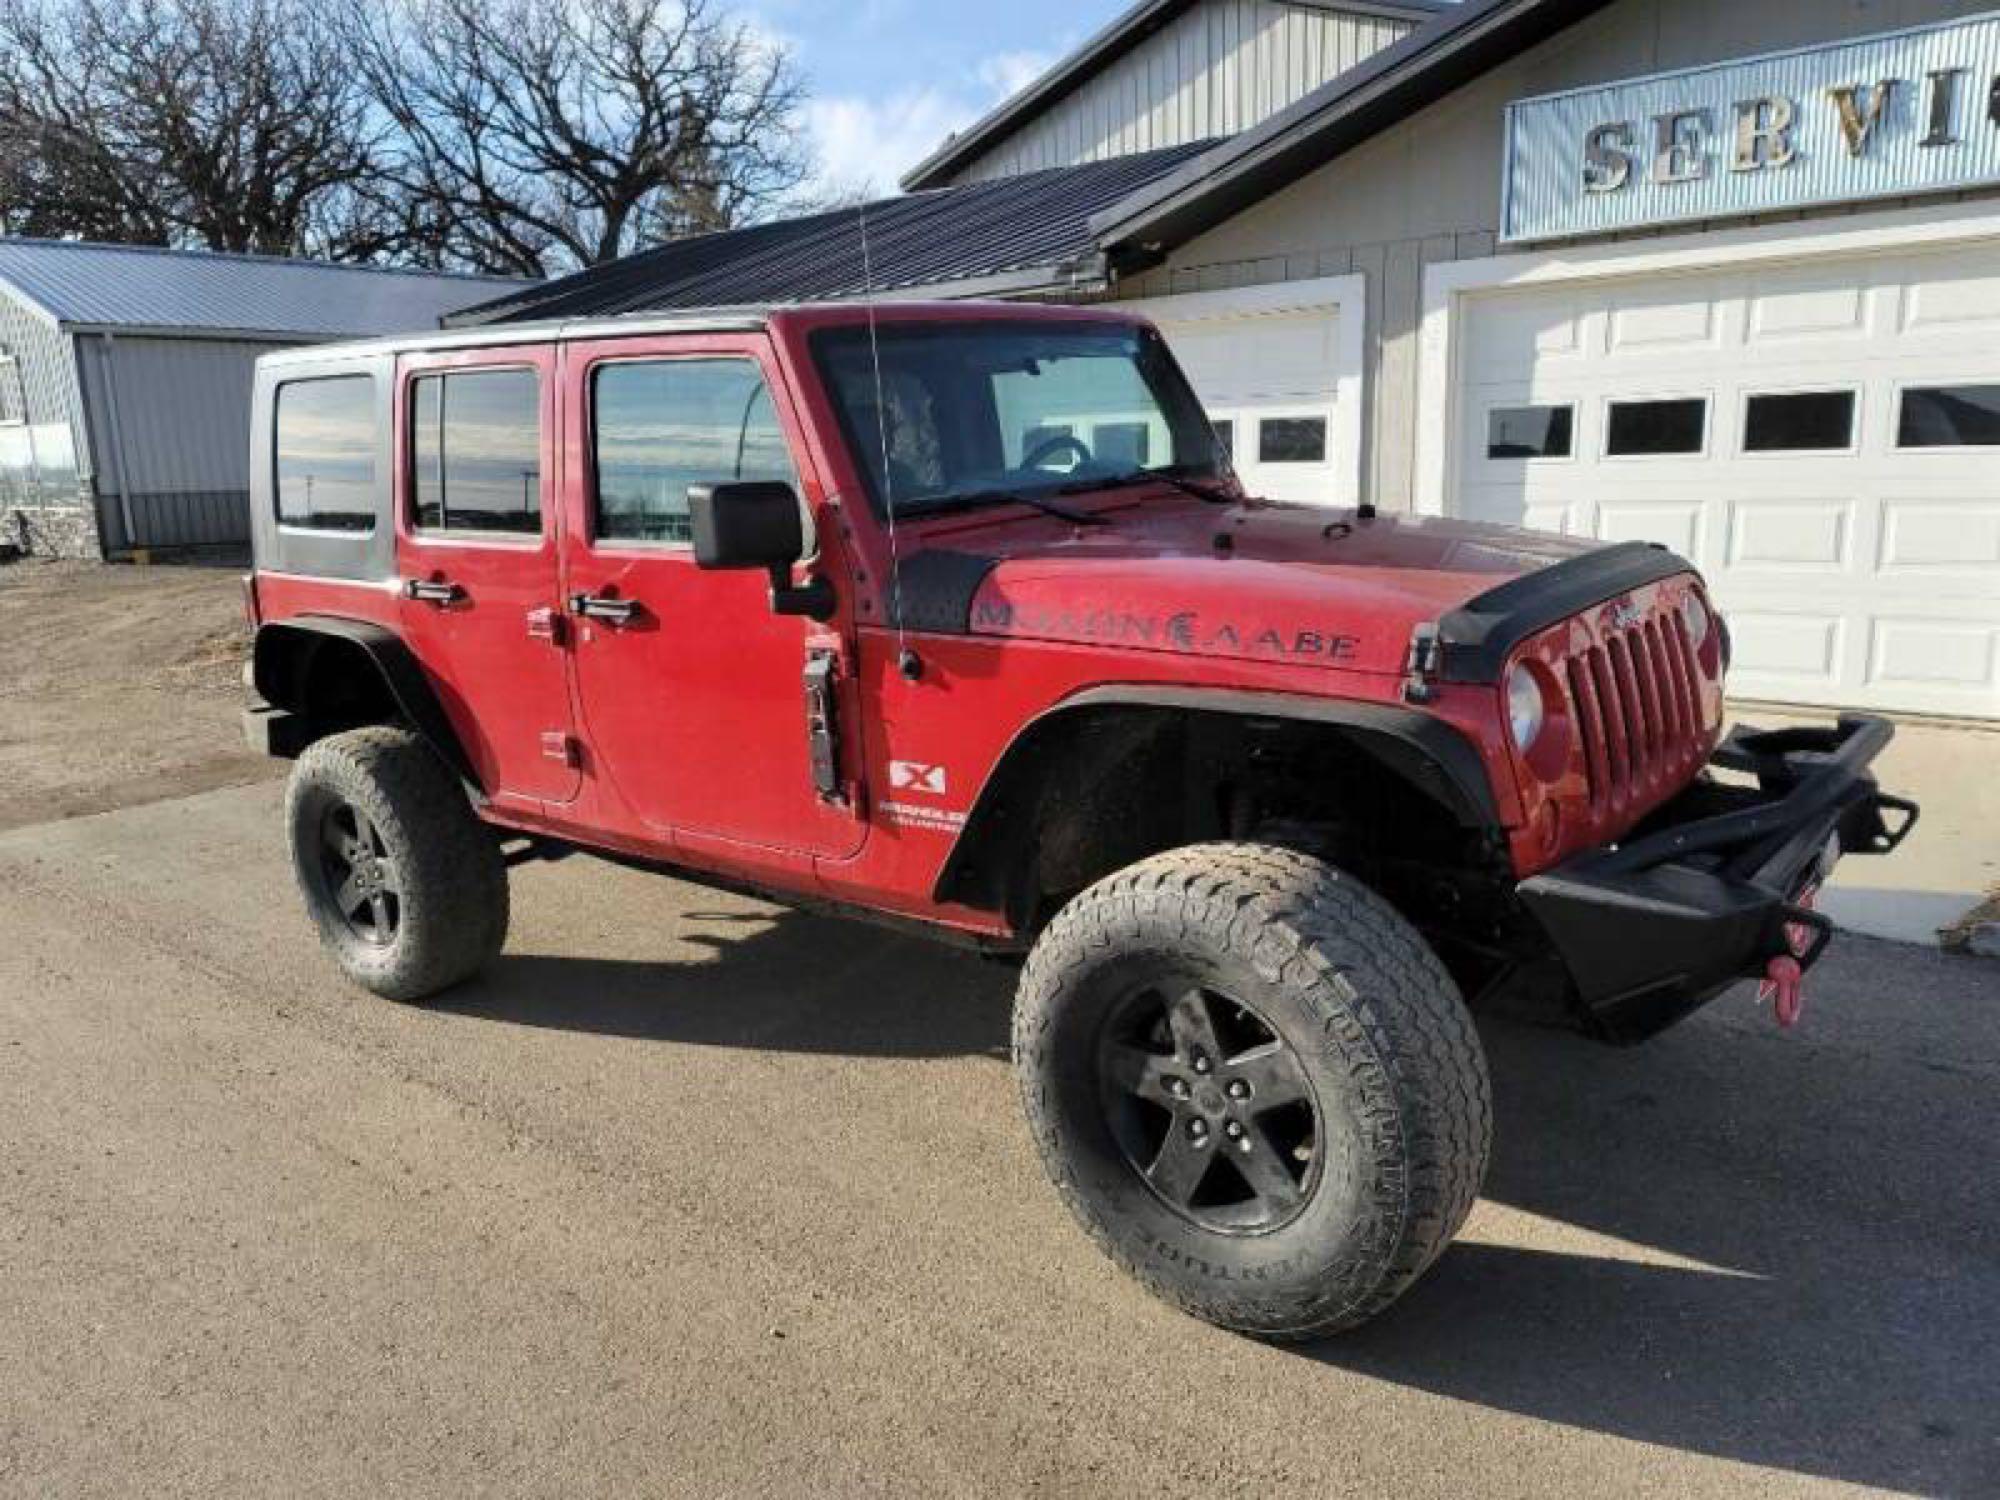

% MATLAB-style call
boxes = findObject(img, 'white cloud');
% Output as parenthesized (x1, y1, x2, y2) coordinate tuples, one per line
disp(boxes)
(977, 49, 1057, 101)
(804, 88, 983, 196)
(804, 44, 1063, 196)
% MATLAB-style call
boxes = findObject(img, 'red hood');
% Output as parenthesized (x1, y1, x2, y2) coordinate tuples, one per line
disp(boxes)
(911, 497, 1603, 674)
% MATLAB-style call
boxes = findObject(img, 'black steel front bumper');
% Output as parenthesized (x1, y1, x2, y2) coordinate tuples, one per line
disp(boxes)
(1518, 715, 1918, 1042)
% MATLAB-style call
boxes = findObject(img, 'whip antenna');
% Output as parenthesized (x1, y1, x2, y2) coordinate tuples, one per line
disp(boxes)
(855, 201, 916, 675)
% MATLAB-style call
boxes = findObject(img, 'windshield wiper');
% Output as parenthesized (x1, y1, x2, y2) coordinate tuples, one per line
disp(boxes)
(1059, 468, 1238, 506)
(903, 488, 1110, 526)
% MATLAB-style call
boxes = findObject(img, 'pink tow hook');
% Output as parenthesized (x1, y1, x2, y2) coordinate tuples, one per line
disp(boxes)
(1758, 885, 1822, 1030)
(1761, 956, 1805, 1029)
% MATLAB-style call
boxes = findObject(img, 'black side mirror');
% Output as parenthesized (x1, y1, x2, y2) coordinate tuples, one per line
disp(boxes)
(688, 481, 834, 621)
(689, 481, 805, 570)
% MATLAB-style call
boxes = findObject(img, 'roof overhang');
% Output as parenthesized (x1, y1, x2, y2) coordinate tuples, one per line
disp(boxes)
(0, 274, 63, 331)
(56, 322, 350, 344)
(1091, 0, 1617, 260)
(900, 0, 1448, 191)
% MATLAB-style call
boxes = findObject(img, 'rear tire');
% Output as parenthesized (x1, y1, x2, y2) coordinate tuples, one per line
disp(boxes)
(1013, 843, 1490, 1340)
(286, 726, 509, 1002)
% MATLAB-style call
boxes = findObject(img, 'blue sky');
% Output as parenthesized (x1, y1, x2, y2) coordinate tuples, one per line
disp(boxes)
(749, 0, 1118, 193)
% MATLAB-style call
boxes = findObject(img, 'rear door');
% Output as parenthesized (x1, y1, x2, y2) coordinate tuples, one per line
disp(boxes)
(395, 345, 580, 808)
(559, 333, 861, 857)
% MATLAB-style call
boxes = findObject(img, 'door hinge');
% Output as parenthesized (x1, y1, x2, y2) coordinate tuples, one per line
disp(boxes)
(803, 650, 844, 803)
(541, 732, 579, 767)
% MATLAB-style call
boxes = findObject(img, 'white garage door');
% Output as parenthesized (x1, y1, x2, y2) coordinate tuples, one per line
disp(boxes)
(1123, 281, 1359, 507)
(1454, 242, 2000, 721)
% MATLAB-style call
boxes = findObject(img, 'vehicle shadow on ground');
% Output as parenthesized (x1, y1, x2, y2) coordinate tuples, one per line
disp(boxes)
(440, 912, 1996, 1493)
(434, 908, 1017, 1061)
(1302, 961, 2000, 1495)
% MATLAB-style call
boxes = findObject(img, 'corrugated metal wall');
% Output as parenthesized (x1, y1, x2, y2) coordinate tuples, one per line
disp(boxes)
(949, 2, 1416, 184)
(78, 333, 289, 551)
(0, 285, 91, 516)
(1114, 0, 2000, 511)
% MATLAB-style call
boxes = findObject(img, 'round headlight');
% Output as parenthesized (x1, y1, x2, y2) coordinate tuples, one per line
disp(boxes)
(1682, 590, 1713, 652)
(1507, 664, 1547, 750)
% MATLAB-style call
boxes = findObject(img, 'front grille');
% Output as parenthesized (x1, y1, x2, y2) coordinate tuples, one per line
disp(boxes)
(1563, 610, 1708, 816)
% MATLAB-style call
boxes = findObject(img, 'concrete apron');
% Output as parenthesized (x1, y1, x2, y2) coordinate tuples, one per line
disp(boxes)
(1731, 704, 1999, 952)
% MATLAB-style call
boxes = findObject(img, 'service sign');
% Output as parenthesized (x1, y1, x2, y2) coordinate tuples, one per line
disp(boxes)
(1501, 13, 2000, 243)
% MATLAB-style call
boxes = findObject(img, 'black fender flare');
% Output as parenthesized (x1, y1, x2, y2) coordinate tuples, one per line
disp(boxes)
(252, 616, 483, 793)
(933, 685, 1503, 911)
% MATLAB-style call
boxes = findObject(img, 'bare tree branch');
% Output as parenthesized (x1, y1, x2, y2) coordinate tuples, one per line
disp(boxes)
(341, 0, 813, 276)
(0, 0, 382, 257)
(0, 0, 818, 272)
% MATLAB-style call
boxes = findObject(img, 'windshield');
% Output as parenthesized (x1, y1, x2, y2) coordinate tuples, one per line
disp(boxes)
(812, 321, 1225, 520)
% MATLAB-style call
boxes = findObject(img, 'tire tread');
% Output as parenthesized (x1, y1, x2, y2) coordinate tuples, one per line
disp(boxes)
(286, 726, 509, 1002)
(1014, 842, 1491, 1340)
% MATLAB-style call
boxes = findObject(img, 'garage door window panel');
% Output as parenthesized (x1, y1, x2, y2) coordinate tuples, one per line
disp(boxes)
(1897, 385, 2000, 449)
(1259, 417, 1329, 465)
(1742, 390, 1859, 455)
(1605, 398, 1709, 459)
(1487, 404, 1575, 461)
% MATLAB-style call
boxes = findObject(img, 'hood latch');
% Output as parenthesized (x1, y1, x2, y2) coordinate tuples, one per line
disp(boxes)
(1403, 623, 1441, 705)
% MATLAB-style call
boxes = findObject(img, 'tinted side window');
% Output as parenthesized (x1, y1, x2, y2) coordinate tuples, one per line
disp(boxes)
(1898, 385, 2000, 448)
(592, 360, 797, 544)
(411, 368, 542, 535)
(276, 375, 377, 532)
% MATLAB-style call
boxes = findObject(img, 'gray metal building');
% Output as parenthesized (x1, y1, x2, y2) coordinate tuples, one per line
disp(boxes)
(0, 240, 524, 559)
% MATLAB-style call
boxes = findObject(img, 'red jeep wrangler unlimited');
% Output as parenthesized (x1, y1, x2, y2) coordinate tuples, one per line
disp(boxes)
(244, 302, 1914, 1339)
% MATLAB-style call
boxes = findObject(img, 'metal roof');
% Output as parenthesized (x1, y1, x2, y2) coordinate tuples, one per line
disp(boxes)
(900, 0, 1451, 191)
(0, 238, 530, 340)
(1091, 0, 1614, 257)
(448, 141, 1218, 327)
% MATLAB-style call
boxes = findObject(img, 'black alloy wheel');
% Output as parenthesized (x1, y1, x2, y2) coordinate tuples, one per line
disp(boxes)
(1014, 843, 1493, 1340)
(1098, 983, 1319, 1234)
(318, 798, 404, 947)
(285, 726, 510, 1002)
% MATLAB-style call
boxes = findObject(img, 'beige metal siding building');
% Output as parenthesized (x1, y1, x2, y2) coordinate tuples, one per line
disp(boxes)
(908, 1, 1437, 185)
(1076, 0, 2000, 719)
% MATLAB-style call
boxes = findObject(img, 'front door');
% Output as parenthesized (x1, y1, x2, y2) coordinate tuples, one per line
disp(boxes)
(395, 346, 580, 808)
(560, 335, 860, 857)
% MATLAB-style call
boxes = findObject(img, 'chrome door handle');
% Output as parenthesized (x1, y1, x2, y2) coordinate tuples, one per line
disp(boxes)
(404, 577, 465, 606)
(569, 593, 640, 626)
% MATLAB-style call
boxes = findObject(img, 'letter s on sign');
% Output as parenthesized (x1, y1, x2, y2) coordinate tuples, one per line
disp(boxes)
(1582, 122, 1635, 194)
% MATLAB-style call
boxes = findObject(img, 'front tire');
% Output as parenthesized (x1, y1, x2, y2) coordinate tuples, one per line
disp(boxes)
(286, 726, 509, 1002)
(1013, 843, 1490, 1340)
